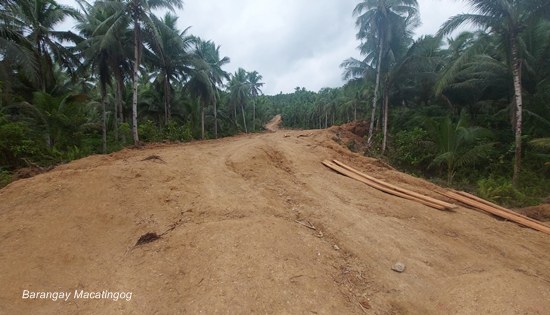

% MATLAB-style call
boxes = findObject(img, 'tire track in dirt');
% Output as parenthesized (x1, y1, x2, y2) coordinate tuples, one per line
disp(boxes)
(1, 129, 550, 314)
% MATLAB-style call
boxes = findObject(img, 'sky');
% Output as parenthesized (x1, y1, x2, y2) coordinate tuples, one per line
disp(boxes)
(58, 0, 470, 95)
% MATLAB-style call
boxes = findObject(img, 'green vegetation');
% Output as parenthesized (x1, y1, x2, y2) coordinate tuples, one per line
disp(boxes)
(252, 0, 550, 206)
(0, 0, 266, 185)
(1, 0, 549, 206)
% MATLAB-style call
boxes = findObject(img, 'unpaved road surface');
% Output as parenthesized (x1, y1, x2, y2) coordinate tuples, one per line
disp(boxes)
(1, 128, 549, 314)
(264, 114, 282, 132)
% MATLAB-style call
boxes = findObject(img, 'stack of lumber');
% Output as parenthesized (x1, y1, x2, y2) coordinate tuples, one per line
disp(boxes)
(441, 190, 550, 235)
(322, 159, 457, 211)
(322, 159, 550, 235)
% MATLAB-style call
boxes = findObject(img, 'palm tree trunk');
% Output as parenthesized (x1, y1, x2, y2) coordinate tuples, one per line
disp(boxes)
(241, 103, 247, 133)
(112, 86, 118, 143)
(511, 36, 523, 187)
(201, 104, 205, 140)
(376, 103, 382, 131)
(35, 40, 46, 92)
(441, 93, 457, 116)
(101, 93, 107, 154)
(45, 132, 52, 148)
(447, 162, 454, 185)
(213, 99, 218, 138)
(131, 21, 141, 146)
(253, 101, 256, 132)
(382, 87, 389, 154)
(367, 39, 384, 146)
(164, 75, 170, 125)
(115, 73, 125, 144)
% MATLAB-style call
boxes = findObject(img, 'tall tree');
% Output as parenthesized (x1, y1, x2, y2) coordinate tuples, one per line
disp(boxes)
(2, 0, 81, 92)
(353, 0, 419, 146)
(76, 0, 133, 152)
(77, 0, 132, 143)
(99, 0, 182, 145)
(437, 0, 550, 186)
(228, 68, 250, 133)
(147, 13, 192, 125)
(4, 91, 88, 150)
(0, 9, 39, 97)
(187, 38, 230, 139)
(247, 70, 263, 131)
(426, 113, 493, 184)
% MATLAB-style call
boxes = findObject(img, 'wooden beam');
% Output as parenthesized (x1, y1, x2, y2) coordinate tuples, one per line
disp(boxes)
(441, 190, 550, 235)
(332, 159, 457, 210)
(322, 160, 448, 211)
(453, 190, 548, 227)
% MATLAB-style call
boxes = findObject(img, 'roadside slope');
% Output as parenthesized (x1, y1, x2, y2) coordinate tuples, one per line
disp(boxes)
(1, 129, 549, 314)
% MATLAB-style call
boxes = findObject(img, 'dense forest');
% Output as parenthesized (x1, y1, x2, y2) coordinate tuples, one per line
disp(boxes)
(1, 0, 549, 206)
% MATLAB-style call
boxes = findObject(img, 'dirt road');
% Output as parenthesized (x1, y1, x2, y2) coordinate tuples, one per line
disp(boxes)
(1, 128, 549, 314)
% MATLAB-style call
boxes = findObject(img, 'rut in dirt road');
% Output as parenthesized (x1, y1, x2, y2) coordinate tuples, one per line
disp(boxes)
(1, 129, 549, 314)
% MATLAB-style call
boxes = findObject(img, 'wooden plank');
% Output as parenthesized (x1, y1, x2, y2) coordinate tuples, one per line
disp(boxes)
(332, 159, 457, 210)
(441, 190, 550, 235)
(453, 190, 547, 226)
(322, 160, 447, 211)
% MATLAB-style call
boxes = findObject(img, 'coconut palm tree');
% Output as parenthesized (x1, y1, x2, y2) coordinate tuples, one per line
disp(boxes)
(186, 38, 230, 139)
(1, 0, 81, 92)
(0, 13, 38, 95)
(77, 0, 125, 152)
(353, 0, 419, 146)
(425, 113, 493, 184)
(437, 0, 550, 186)
(377, 35, 444, 153)
(247, 71, 263, 131)
(228, 68, 250, 133)
(186, 63, 212, 139)
(147, 13, 193, 125)
(2, 91, 88, 150)
(98, 0, 182, 145)
(76, 0, 133, 144)
(340, 57, 374, 82)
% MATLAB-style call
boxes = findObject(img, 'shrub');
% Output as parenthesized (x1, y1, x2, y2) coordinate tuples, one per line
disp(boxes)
(138, 120, 162, 142)
(0, 169, 12, 188)
(0, 119, 44, 168)
(389, 127, 434, 172)
(477, 177, 537, 208)
(164, 121, 193, 142)
(118, 122, 132, 145)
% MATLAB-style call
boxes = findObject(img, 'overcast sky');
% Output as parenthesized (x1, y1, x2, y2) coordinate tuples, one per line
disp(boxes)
(58, 0, 470, 95)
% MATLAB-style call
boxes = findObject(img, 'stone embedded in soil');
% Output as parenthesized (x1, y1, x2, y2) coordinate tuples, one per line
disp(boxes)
(392, 262, 406, 273)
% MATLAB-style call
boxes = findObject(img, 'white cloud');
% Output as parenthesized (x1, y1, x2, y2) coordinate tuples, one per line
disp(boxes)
(179, 0, 358, 94)
(416, 0, 471, 37)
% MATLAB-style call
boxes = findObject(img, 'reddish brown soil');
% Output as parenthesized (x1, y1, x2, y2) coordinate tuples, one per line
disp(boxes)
(1, 128, 549, 314)
(517, 204, 550, 222)
(328, 121, 371, 153)
(264, 114, 282, 132)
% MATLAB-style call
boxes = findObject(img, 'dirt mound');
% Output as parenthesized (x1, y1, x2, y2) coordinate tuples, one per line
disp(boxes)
(344, 120, 370, 138)
(13, 165, 53, 179)
(264, 114, 282, 132)
(1, 129, 550, 314)
(327, 120, 370, 153)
